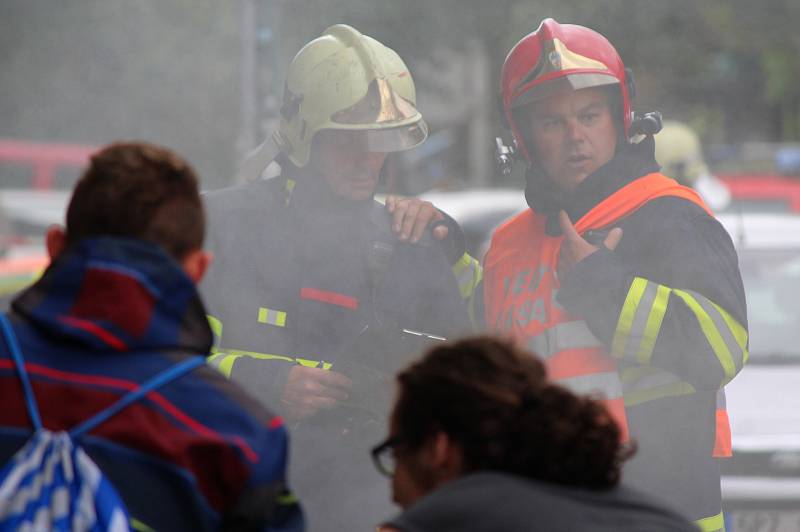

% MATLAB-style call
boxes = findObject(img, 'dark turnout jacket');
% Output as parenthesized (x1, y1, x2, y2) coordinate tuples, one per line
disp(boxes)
(0, 238, 303, 532)
(201, 174, 468, 404)
(201, 173, 469, 531)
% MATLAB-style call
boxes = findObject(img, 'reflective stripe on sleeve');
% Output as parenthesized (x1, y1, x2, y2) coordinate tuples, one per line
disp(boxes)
(284, 178, 296, 205)
(611, 277, 648, 358)
(636, 284, 671, 364)
(207, 314, 224, 351)
(452, 252, 483, 301)
(612, 278, 747, 384)
(207, 349, 331, 378)
(611, 278, 671, 364)
(672, 288, 747, 383)
(258, 307, 287, 327)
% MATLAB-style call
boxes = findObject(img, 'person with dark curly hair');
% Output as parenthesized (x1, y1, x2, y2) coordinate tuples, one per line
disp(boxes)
(374, 336, 695, 531)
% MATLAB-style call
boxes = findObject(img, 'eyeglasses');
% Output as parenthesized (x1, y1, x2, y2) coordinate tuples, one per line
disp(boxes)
(370, 435, 403, 477)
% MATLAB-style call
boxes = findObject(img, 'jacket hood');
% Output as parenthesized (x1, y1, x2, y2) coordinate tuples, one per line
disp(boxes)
(524, 136, 660, 235)
(12, 237, 212, 354)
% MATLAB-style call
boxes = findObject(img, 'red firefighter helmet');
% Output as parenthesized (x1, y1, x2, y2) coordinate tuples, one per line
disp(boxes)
(500, 19, 634, 162)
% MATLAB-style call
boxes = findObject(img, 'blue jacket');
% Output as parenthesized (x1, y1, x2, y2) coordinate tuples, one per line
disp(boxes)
(0, 237, 303, 531)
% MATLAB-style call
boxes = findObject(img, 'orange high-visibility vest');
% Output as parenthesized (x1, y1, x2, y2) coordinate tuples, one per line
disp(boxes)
(484, 173, 731, 454)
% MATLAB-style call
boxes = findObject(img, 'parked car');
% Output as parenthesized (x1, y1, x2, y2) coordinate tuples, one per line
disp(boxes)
(718, 173, 800, 214)
(717, 212, 800, 531)
(423, 189, 800, 529)
(0, 189, 67, 310)
(0, 138, 95, 190)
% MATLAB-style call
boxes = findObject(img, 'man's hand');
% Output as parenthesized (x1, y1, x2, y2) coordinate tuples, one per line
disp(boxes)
(558, 210, 623, 275)
(281, 366, 353, 420)
(385, 195, 448, 243)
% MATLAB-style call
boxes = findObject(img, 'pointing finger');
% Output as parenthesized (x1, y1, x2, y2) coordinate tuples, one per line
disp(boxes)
(558, 210, 581, 242)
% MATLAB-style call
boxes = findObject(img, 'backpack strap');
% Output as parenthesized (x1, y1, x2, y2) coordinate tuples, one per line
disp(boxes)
(70, 355, 206, 439)
(0, 314, 43, 431)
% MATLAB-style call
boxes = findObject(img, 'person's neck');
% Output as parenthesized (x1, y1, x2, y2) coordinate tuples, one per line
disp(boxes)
(283, 166, 373, 220)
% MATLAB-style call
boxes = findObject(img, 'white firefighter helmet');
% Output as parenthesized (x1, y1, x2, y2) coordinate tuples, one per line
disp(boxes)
(238, 24, 428, 181)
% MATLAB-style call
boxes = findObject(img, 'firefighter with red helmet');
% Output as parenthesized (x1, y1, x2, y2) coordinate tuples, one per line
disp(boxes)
(483, 19, 747, 529)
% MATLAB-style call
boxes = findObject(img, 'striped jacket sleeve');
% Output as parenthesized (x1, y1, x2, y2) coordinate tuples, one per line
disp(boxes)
(558, 208, 748, 390)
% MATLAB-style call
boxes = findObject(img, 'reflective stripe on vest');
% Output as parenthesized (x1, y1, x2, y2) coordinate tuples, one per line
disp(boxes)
(485, 229, 629, 439)
(484, 173, 716, 445)
(528, 320, 604, 359)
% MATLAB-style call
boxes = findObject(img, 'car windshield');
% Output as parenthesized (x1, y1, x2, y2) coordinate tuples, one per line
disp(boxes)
(739, 249, 800, 361)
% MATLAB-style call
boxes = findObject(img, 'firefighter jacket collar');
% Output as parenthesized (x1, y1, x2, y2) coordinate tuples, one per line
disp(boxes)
(282, 165, 375, 221)
(12, 237, 213, 355)
(524, 136, 660, 235)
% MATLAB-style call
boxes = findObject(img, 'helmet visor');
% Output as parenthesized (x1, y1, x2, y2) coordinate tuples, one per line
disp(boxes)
(512, 73, 619, 110)
(320, 121, 429, 153)
(332, 79, 421, 127)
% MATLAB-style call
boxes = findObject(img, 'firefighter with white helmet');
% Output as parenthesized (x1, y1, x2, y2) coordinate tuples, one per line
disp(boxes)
(655, 120, 731, 211)
(481, 19, 748, 529)
(200, 25, 469, 531)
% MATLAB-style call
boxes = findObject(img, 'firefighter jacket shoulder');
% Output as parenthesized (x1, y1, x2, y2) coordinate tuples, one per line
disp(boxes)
(0, 237, 303, 532)
(483, 137, 747, 530)
(201, 175, 469, 407)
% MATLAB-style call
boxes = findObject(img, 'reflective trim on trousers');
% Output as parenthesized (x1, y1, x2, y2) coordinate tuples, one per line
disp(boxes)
(527, 320, 603, 359)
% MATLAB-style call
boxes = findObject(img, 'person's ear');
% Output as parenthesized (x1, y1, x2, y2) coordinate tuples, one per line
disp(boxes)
(181, 249, 213, 283)
(45, 225, 67, 261)
(427, 431, 463, 481)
